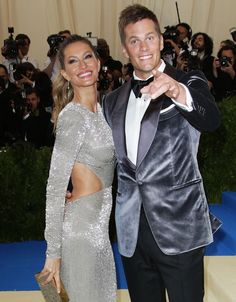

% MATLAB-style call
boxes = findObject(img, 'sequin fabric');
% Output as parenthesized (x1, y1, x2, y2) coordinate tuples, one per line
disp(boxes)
(45, 102, 117, 302)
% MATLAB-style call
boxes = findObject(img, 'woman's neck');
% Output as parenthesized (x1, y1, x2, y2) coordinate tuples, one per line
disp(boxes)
(73, 86, 98, 112)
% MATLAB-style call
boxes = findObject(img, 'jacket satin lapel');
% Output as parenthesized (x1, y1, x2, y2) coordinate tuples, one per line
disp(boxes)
(136, 64, 176, 168)
(112, 81, 130, 163)
(136, 97, 163, 168)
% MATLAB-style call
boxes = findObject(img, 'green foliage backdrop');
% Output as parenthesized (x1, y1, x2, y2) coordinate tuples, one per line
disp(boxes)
(0, 96, 235, 242)
(198, 96, 236, 203)
(0, 143, 51, 242)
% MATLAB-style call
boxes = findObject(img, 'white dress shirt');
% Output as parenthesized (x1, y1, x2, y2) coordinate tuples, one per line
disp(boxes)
(125, 60, 193, 165)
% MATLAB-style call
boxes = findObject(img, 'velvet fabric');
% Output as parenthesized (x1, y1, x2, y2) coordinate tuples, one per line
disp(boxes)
(103, 63, 222, 257)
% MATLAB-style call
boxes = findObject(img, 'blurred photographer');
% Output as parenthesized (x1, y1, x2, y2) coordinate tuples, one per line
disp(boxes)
(161, 25, 179, 65)
(162, 23, 192, 66)
(14, 62, 53, 111)
(97, 65, 114, 96)
(0, 64, 20, 146)
(190, 32, 215, 89)
(1, 30, 38, 81)
(43, 30, 71, 81)
(176, 48, 201, 72)
(21, 87, 54, 148)
(96, 38, 122, 95)
(212, 45, 236, 101)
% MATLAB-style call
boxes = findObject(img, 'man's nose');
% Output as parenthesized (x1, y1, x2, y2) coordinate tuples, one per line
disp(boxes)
(140, 40, 148, 50)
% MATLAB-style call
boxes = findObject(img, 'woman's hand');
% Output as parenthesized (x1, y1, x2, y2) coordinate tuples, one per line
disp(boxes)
(39, 257, 61, 293)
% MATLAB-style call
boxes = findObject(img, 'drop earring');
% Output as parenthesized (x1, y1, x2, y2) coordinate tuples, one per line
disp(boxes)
(67, 81, 70, 99)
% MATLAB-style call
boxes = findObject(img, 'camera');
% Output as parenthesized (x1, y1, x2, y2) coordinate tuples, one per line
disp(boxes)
(163, 25, 179, 41)
(47, 34, 65, 57)
(99, 66, 112, 91)
(179, 48, 200, 72)
(162, 25, 179, 55)
(1, 27, 26, 59)
(12, 63, 28, 81)
(219, 56, 231, 67)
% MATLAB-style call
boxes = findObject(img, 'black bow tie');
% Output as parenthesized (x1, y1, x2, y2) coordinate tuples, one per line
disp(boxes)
(131, 77, 154, 98)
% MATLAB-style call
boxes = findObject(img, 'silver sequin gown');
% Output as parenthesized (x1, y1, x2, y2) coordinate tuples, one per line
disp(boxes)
(44, 102, 117, 302)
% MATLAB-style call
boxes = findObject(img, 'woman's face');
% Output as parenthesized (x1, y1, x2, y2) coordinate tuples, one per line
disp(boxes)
(61, 41, 100, 88)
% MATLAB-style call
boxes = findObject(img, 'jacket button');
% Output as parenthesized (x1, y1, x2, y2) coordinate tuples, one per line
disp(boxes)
(137, 180, 143, 185)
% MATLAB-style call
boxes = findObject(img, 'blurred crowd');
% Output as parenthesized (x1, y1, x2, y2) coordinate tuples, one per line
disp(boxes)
(0, 25, 236, 148)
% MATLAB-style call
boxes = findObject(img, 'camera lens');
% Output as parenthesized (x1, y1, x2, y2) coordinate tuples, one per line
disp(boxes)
(220, 56, 230, 67)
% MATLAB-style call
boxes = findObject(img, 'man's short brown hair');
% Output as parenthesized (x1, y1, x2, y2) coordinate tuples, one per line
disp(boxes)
(118, 4, 161, 44)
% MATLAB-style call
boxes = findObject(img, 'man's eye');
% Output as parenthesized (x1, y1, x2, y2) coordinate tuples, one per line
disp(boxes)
(130, 39, 138, 45)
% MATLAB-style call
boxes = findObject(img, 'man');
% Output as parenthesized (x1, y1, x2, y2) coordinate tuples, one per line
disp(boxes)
(22, 88, 54, 148)
(212, 45, 236, 101)
(191, 32, 215, 87)
(176, 22, 192, 45)
(102, 4, 221, 302)
(162, 22, 192, 66)
(2, 33, 38, 82)
(0, 64, 19, 145)
(43, 30, 72, 81)
(97, 38, 123, 91)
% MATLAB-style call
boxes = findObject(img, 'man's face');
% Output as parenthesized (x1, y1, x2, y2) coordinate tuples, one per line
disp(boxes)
(193, 34, 205, 51)
(177, 25, 188, 42)
(0, 67, 8, 91)
(122, 18, 163, 79)
(19, 39, 30, 56)
(221, 49, 235, 66)
(0, 67, 8, 82)
(26, 92, 40, 111)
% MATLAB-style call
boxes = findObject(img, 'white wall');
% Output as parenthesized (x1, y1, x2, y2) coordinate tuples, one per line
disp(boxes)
(0, 0, 235, 68)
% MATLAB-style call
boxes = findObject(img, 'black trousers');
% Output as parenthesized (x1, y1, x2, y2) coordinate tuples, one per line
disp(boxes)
(122, 209, 205, 302)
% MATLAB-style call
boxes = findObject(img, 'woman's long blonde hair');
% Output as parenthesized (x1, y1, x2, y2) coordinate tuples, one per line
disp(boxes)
(52, 35, 98, 128)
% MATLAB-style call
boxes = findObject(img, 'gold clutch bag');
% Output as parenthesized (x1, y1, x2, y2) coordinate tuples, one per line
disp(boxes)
(35, 272, 69, 302)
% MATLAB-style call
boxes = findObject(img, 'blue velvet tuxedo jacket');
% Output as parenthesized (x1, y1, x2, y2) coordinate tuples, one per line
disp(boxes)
(103, 64, 222, 257)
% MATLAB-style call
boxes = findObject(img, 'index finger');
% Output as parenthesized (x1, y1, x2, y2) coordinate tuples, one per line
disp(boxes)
(54, 274, 61, 293)
(44, 271, 55, 285)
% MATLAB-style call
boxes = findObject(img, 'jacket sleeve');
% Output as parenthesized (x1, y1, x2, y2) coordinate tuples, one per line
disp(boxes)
(178, 70, 220, 132)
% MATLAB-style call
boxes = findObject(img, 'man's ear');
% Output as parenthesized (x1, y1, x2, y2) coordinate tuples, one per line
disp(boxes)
(60, 69, 69, 81)
(160, 35, 164, 52)
(122, 45, 129, 59)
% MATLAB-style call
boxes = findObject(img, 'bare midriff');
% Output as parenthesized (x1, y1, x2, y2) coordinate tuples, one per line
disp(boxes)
(69, 162, 102, 201)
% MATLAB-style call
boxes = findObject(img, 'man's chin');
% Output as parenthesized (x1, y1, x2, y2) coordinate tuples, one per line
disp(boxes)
(140, 63, 154, 70)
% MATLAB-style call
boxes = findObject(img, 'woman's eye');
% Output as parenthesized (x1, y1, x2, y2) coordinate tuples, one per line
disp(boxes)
(68, 59, 77, 64)
(84, 53, 93, 60)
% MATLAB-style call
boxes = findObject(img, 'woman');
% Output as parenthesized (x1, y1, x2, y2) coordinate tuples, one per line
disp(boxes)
(40, 35, 117, 302)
